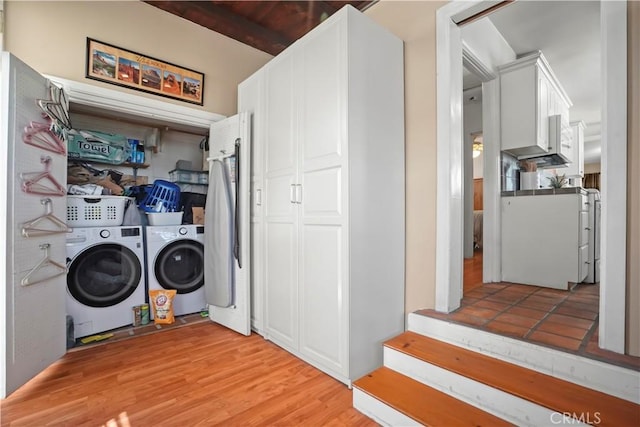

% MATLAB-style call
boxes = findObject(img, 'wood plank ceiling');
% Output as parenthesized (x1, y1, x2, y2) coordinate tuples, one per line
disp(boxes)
(143, 1, 377, 56)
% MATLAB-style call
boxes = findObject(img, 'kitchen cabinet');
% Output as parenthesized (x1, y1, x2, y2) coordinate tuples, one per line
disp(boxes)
(501, 191, 590, 289)
(500, 51, 573, 159)
(564, 121, 586, 179)
(240, 5, 405, 385)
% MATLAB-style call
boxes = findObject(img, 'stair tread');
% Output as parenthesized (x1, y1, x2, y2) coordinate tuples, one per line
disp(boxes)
(354, 366, 512, 427)
(386, 331, 640, 426)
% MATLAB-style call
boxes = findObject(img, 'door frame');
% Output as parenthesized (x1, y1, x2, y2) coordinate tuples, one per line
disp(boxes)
(435, 0, 627, 353)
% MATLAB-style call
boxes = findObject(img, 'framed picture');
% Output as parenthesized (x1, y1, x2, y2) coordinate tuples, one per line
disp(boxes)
(86, 38, 204, 105)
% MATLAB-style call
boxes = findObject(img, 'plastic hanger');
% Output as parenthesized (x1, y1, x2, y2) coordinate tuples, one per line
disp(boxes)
(20, 156, 66, 196)
(23, 119, 67, 155)
(21, 243, 68, 286)
(21, 198, 70, 237)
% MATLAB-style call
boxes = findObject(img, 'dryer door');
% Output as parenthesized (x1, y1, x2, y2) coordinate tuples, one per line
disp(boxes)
(67, 243, 142, 307)
(154, 240, 204, 294)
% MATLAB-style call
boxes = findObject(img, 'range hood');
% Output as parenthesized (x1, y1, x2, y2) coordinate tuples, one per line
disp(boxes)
(516, 115, 572, 169)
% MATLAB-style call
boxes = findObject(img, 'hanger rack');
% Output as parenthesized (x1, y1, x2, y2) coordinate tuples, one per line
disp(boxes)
(20, 156, 66, 196)
(21, 198, 70, 237)
(21, 243, 68, 286)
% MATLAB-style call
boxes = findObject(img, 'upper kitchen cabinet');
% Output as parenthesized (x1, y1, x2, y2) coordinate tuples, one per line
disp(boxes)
(240, 5, 405, 385)
(564, 121, 586, 178)
(499, 51, 573, 161)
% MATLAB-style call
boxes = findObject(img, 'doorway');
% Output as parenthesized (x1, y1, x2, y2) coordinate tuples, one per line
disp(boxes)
(435, 0, 628, 354)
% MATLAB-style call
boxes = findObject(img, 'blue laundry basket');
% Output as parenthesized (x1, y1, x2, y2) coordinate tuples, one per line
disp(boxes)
(140, 180, 181, 213)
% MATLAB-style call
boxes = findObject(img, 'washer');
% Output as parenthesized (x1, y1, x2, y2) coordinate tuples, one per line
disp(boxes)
(145, 225, 206, 317)
(66, 226, 145, 338)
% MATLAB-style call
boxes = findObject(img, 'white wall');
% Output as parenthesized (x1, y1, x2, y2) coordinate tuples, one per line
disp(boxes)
(461, 18, 516, 74)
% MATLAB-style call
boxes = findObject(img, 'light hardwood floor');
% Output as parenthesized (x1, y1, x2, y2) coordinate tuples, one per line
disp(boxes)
(1, 322, 377, 427)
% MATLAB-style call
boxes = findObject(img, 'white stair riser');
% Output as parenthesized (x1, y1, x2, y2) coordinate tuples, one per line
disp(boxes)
(353, 388, 421, 427)
(408, 313, 640, 404)
(384, 347, 588, 427)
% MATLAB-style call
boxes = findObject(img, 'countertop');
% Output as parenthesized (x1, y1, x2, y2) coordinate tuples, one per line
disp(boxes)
(501, 187, 588, 197)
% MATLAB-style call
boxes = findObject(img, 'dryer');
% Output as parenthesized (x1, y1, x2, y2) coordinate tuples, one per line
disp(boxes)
(145, 225, 206, 317)
(66, 226, 145, 338)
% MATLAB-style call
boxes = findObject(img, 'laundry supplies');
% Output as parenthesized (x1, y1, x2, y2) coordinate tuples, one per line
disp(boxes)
(149, 289, 177, 324)
(67, 129, 132, 165)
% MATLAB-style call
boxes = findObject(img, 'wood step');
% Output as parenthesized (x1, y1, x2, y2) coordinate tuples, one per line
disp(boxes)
(386, 331, 640, 426)
(353, 366, 512, 426)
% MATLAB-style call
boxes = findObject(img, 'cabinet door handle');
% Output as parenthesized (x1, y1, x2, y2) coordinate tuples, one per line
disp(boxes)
(296, 184, 303, 204)
(290, 184, 296, 204)
(585, 227, 591, 231)
(256, 189, 262, 206)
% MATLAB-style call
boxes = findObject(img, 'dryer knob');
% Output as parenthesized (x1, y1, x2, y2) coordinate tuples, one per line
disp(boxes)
(178, 227, 188, 236)
(100, 229, 111, 239)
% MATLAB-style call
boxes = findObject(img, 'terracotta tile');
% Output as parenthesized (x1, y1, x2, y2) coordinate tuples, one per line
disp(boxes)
(449, 311, 490, 326)
(574, 284, 600, 295)
(528, 330, 582, 351)
(505, 283, 539, 293)
(545, 314, 594, 330)
(474, 299, 512, 312)
(484, 320, 529, 338)
(585, 340, 640, 370)
(414, 309, 452, 321)
(505, 306, 548, 321)
(561, 300, 599, 313)
(536, 321, 589, 341)
(465, 288, 495, 299)
(455, 306, 500, 320)
(493, 312, 541, 329)
(567, 293, 600, 303)
(518, 299, 558, 312)
(491, 289, 531, 300)
(553, 305, 599, 321)
(461, 297, 481, 306)
(534, 288, 571, 298)
(525, 294, 566, 305)
(482, 283, 509, 292)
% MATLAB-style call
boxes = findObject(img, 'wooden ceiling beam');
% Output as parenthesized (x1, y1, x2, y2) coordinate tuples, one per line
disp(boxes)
(144, 0, 293, 55)
(143, 0, 378, 56)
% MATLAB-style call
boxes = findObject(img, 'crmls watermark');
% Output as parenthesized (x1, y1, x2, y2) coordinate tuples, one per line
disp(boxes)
(550, 411, 602, 425)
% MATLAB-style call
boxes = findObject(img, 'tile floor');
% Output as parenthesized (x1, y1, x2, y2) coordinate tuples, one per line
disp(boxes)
(416, 282, 640, 371)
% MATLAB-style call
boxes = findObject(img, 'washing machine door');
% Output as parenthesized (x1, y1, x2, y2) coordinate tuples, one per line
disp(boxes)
(154, 240, 204, 294)
(67, 243, 142, 308)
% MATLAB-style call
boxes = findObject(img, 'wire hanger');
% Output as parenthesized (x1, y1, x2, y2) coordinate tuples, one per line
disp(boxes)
(36, 83, 71, 129)
(23, 119, 67, 155)
(20, 156, 66, 196)
(21, 198, 70, 237)
(21, 243, 68, 286)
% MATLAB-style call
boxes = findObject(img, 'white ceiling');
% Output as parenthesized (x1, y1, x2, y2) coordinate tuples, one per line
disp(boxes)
(465, 0, 601, 164)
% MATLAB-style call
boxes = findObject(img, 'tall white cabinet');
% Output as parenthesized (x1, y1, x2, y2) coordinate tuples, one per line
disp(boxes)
(239, 6, 405, 384)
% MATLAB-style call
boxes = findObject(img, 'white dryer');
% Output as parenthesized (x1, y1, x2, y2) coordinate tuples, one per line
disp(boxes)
(145, 225, 206, 317)
(66, 226, 145, 338)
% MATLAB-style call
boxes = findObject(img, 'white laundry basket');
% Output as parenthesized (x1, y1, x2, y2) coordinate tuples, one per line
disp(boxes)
(66, 195, 128, 227)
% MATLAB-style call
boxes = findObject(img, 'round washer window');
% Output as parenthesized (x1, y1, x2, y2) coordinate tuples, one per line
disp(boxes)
(67, 243, 142, 308)
(154, 240, 204, 294)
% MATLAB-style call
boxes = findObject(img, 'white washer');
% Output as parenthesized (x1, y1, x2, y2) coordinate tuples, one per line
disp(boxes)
(66, 226, 145, 338)
(145, 225, 206, 317)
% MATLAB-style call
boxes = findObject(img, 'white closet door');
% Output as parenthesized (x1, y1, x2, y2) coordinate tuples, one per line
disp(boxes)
(297, 20, 348, 374)
(1, 53, 67, 398)
(263, 52, 299, 350)
(238, 73, 265, 334)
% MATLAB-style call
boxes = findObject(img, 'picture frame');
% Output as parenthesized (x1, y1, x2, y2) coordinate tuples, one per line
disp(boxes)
(85, 38, 204, 106)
